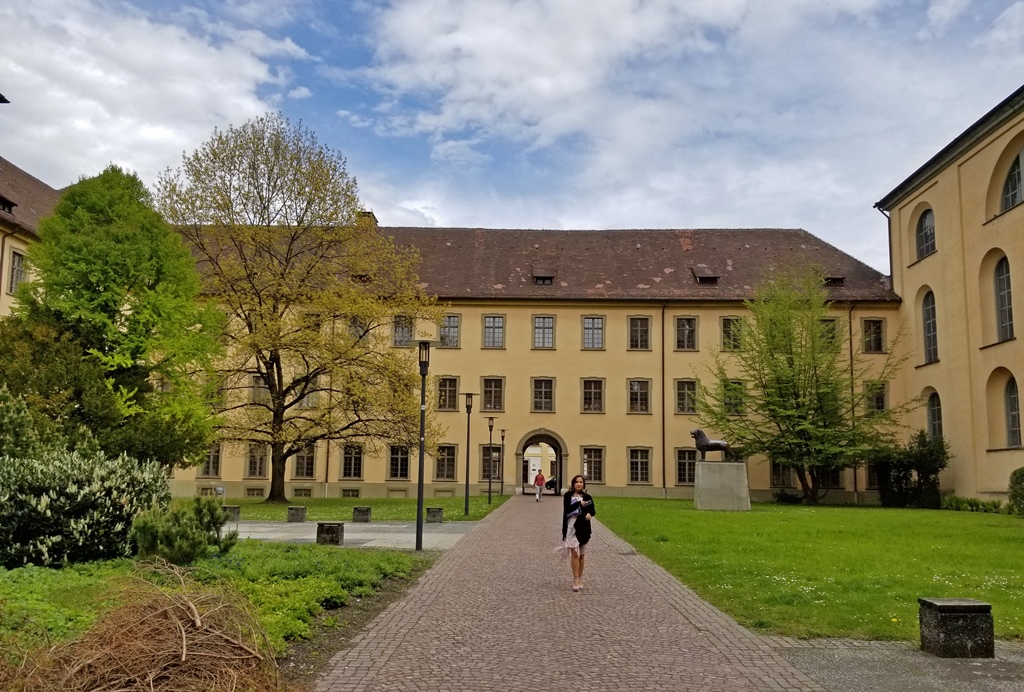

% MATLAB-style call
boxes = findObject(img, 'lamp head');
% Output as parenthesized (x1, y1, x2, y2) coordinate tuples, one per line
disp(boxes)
(464, 392, 476, 413)
(486, 416, 495, 432)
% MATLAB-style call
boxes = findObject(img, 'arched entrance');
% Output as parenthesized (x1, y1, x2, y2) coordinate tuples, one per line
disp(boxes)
(516, 429, 568, 496)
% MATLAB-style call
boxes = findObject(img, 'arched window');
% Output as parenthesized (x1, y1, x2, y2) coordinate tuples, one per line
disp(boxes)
(927, 392, 943, 439)
(922, 291, 938, 364)
(1003, 155, 1023, 212)
(1008, 377, 1021, 447)
(916, 209, 935, 259)
(995, 256, 1014, 342)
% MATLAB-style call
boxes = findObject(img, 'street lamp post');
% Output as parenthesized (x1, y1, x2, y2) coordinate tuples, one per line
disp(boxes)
(415, 340, 432, 551)
(499, 428, 506, 497)
(486, 416, 496, 504)
(463, 392, 476, 517)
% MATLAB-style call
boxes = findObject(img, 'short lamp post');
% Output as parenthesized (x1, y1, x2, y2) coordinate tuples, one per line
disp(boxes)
(499, 428, 506, 496)
(486, 416, 496, 504)
(463, 392, 477, 517)
(414, 340, 434, 551)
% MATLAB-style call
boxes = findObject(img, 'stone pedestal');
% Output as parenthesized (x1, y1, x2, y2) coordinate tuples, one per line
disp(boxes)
(353, 506, 372, 523)
(919, 598, 994, 658)
(316, 522, 344, 545)
(287, 505, 307, 523)
(426, 507, 444, 523)
(222, 505, 240, 522)
(694, 462, 751, 511)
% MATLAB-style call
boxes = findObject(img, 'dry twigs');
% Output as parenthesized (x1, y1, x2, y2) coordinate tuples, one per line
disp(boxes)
(0, 562, 285, 692)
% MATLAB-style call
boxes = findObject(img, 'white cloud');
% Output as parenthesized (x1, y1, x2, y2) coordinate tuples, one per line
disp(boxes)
(288, 86, 313, 99)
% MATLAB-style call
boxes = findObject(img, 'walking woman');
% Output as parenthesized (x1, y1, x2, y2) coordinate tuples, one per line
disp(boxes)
(559, 474, 596, 591)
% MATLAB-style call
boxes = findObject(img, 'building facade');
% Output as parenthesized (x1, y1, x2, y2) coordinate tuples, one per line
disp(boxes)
(0, 157, 60, 315)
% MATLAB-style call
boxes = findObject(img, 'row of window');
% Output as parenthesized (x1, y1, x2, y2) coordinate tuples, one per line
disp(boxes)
(402, 314, 890, 354)
(918, 258, 1014, 365)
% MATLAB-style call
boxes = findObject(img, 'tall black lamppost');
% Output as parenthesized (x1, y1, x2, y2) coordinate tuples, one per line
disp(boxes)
(499, 428, 506, 496)
(463, 392, 476, 517)
(415, 340, 433, 551)
(486, 416, 496, 504)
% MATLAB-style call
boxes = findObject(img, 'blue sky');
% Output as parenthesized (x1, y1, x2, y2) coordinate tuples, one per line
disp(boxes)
(3, 0, 1024, 272)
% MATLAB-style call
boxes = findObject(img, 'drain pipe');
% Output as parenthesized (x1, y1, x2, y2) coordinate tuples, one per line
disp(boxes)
(661, 303, 667, 498)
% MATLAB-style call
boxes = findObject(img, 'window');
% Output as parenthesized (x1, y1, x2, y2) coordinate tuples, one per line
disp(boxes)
(482, 378, 504, 411)
(582, 379, 604, 412)
(247, 443, 268, 478)
(628, 379, 650, 413)
(862, 319, 885, 353)
(927, 392, 943, 439)
(583, 447, 604, 483)
(770, 459, 793, 487)
(996, 257, 1014, 342)
(389, 445, 410, 479)
(533, 316, 554, 348)
(721, 317, 743, 351)
(675, 317, 697, 350)
(481, 445, 501, 480)
(582, 316, 604, 349)
(483, 315, 505, 348)
(201, 443, 221, 477)
(349, 316, 367, 340)
(628, 448, 651, 483)
(819, 468, 843, 489)
(294, 444, 315, 478)
(1002, 154, 1022, 212)
(676, 449, 697, 484)
(922, 291, 938, 364)
(293, 488, 312, 498)
(866, 463, 879, 489)
(438, 377, 459, 410)
(820, 318, 838, 346)
(916, 209, 936, 259)
(297, 375, 318, 408)
(532, 378, 554, 412)
(629, 317, 651, 350)
(7, 250, 25, 294)
(435, 445, 456, 480)
(866, 382, 887, 416)
(251, 374, 270, 405)
(1008, 377, 1021, 447)
(440, 314, 461, 348)
(342, 445, 363, 479)
(534, 276, 553, 285)
(724, 380, 745, 416)
(675, 380, 697, 414)
(393, 316, 413, 347)
(342, 488, 360, 498)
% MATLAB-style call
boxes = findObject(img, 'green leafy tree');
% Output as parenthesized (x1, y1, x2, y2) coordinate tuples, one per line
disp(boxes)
(0, 386, 42, 460)
(696, 267, 914, 503)
(3, 165, 223, 466)
(872, 430, 951, 508)
(155, 113, 441, 502)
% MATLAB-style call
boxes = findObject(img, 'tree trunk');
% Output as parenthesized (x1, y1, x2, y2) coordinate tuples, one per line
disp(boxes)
(269, 440, 287, 502)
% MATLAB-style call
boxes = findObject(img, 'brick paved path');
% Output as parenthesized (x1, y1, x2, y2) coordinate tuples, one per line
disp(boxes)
(316, 496, 825, 692)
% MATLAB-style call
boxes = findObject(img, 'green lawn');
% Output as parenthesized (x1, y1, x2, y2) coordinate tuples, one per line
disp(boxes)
(191, 494, 509, 522)
(598, 498, 1024, 641)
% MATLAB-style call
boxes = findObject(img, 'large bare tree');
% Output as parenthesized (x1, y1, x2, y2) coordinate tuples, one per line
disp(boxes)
(156, 113, 440, 501)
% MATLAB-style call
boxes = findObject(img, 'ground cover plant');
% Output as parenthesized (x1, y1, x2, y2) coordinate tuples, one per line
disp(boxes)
(218, 494, 508, 522)
(598, 498, 1024, 641)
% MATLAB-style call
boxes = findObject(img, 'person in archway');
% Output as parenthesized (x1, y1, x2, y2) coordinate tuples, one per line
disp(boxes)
(559, 474, 595, 591)
(533, 469, 546, 501)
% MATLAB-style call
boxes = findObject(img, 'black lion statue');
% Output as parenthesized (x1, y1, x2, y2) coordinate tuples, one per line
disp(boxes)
(690, 429, 736, 462)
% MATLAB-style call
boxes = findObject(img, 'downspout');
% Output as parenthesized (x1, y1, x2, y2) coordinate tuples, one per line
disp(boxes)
(661, 303, 667, 498)
(868, 204, 893, 506)
(848, 303, 857, 505)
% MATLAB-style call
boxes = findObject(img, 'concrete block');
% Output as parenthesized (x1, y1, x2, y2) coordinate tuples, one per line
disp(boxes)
(919, 598, 994, 658)
(426, 507, 444, 523)
(316, 522, 344, 545)
(287, 505, 307, 522)
(694, 462, 751, 511)
(353, 506, 372, 522)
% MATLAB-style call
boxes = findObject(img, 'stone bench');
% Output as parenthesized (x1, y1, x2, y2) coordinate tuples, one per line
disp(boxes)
(287, 505, 307, 522)
(316, 522, 344, 545)
(918, 597, 993, 658)
(353, 506, 372, 523)
(426, 507, 444, 523)
(222, 505, 241, 522)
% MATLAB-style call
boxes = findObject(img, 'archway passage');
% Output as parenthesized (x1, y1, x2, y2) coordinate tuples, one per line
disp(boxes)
(518, 431, 565, 496)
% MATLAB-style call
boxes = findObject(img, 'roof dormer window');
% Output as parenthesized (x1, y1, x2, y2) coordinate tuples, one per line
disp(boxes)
(824, 276, 845, 287)
(691, 265, 719, 286)
(531, 265, 555, 285)
(0, 195, 14, 215)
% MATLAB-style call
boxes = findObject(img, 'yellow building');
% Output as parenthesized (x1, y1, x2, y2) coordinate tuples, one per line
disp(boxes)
(876, 83, 1024, 501)
(0, 156, 60, 315)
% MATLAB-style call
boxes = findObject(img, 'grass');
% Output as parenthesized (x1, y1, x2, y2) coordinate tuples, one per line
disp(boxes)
(210, 494, 509, 522)
(597, 498, 1024, 641)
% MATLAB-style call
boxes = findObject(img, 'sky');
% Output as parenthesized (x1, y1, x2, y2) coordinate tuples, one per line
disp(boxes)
(3, 1, 1024, 273)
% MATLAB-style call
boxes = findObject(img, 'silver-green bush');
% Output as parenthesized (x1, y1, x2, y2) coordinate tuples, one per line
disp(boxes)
(0, 449, 170, 568)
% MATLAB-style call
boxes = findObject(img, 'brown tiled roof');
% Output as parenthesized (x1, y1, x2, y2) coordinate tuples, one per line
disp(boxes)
(385, 227, 898, 303)
(0, 156, 62, 239)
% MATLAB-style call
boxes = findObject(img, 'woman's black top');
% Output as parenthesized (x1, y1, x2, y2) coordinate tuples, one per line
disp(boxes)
(561, 490, 596, 540)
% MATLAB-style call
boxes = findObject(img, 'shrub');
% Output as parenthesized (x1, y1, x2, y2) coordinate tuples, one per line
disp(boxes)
(941, 495, 1005, 513)
(873, 430, 951, 509)
(0, 449, 170, 568)
(132, 497, 237, 565)
(1009, 467, 1024, 517)
(0, 386, 41, 460)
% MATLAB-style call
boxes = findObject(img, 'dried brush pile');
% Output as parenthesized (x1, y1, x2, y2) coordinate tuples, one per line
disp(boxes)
(1, 563, 286, 692)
